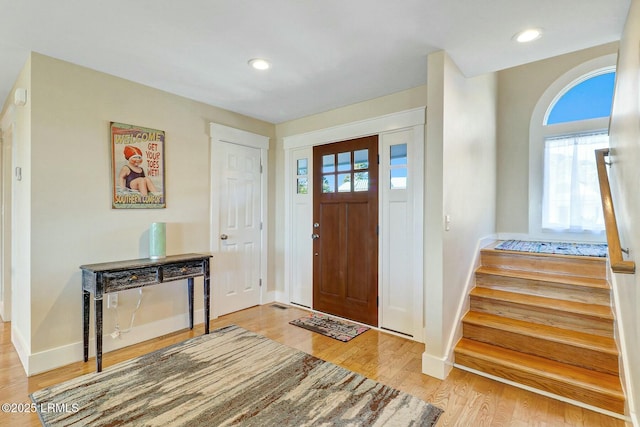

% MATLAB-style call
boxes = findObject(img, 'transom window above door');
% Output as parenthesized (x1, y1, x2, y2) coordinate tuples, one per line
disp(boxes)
(321, 149, 369, 193)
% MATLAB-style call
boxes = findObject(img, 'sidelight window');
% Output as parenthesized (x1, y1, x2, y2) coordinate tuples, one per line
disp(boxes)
(389, 144, 407, 189)
(297, 158, 308, 194)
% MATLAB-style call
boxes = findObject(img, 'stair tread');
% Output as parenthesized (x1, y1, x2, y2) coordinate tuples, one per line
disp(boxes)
(463, 311, 618, 354)
(475, 266, 610, 290)
(470, 287, 614, 319)
(455, 338, 624, 397)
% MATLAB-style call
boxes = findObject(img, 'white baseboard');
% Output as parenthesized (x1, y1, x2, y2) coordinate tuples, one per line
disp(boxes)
(441, 234, 497, 365)
(26, 309, 205, 376)
(0, 298, 9, 322)
(273, 290, 289, 304)
(456, 364, 631, 422)
(262, 290, 276, 305)
(422, 351, 452, 380)
(12, 325, 29, 375)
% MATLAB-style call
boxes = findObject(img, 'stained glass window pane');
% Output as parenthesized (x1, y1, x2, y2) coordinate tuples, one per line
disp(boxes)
(337, 152, 351, 172)
(322, 175, 335, 193)
(390, 144, 408, 189)
(297, 158, 308, 176)
(338, 173, 351, 192)
(355, 172, 369, 191)
(391, 168, 407, 189)
(354, 149, 368, 170)
(322, 155, 335, 173)
(297, 178, 308, 194)
(390, 144, 407, 165)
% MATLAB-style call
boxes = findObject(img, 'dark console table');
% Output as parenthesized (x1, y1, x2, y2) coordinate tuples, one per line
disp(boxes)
(81, 253, 211, 372)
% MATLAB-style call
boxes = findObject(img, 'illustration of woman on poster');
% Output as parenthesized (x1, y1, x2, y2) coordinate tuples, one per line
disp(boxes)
(119, 145, 158, 195)
(111, 122, 166, 209)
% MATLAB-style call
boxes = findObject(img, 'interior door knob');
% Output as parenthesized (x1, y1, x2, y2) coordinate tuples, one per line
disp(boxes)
(311, 233, 320, 240)
(220, 234, 229, 240)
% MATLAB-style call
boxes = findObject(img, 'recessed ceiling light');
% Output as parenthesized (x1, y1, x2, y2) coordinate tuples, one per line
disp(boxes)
(248, 58, 271, 70)
(514, 28, 542, 43)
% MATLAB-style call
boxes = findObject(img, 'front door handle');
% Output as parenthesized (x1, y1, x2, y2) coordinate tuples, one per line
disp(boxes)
(311, 233, 320, 240)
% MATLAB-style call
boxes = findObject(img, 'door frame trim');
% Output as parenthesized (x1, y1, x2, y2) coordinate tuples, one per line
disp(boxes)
(282, 107, 426, 338)
(209, 123, 269, 318)
(283, 108, 425, 150)
(0, 104, 14, 322)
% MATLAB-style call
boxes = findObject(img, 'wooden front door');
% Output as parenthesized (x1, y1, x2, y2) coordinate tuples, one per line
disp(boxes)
(313, 135, 379, 326)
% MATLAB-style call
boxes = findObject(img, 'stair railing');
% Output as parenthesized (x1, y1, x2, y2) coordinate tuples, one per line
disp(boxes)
(595, 148, 635, 274)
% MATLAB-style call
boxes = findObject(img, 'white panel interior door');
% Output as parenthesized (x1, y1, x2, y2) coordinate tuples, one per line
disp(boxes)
(216, 142, 262, 316)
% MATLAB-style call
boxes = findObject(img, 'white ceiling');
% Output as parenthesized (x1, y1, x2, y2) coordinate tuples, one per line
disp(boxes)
(0, 0, 631, 123)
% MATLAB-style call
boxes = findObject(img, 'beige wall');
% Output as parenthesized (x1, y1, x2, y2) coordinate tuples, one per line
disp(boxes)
(8, 56, 33, 364)
(11, 53, 275, 373)
(496, 42, 618, 234)
(442, 57, 497, 355)
(276, 85, 428, 137)
(608, 0, 640, 420)
(423, 51, 497, 376)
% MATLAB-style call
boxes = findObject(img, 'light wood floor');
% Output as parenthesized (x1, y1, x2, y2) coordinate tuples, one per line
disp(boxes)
(0, 304, 628, 426)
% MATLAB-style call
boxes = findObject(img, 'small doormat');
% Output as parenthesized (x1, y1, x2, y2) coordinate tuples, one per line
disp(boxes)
(495, 240, 608, 257)
(289, 313, 370, 342)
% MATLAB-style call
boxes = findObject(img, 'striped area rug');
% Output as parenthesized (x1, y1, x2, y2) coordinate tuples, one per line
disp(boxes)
(31, 325, 443, 426)
(495, 240, 608, 257)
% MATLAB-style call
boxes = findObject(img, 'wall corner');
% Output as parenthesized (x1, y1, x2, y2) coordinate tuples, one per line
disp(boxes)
(422, 350, 453, 380)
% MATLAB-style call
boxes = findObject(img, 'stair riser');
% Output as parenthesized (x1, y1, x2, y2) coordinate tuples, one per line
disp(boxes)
(454, 351, 625, 414)
(470, 296, 614, 337)
(475, 273, 611, 306)
(481, 251, 606, 279)
(463, 322, 619, 375)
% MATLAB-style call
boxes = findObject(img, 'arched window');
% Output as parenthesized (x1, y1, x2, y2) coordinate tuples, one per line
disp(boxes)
(546, 72, 615, 125)
(529, 55, 616, 240)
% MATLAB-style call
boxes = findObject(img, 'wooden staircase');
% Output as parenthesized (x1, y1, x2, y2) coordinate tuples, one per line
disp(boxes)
(454, 246, 625, 415)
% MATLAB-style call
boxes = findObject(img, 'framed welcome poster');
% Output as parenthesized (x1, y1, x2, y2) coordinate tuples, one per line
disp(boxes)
(111, 122, 166, 209)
